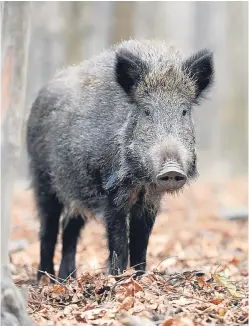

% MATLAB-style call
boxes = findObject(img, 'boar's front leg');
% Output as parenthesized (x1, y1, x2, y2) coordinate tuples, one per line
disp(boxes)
(104, 200, 129, 275)
(129, 193, 156, 275)
(58, 215, 85, 280)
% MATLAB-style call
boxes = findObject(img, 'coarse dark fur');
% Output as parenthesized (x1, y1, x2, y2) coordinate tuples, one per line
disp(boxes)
(26, 40, 214, 280)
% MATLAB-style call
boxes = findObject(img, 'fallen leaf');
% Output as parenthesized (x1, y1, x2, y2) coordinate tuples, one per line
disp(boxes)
(119, 296, 135, 310)
(195, 276, 206, 288)
(132, 279, 143, 293)
(228, 257, 240, 265)
(162, 319, 174, 326)
(51, 284, 65, 297)
(217, 307, 227, 316)
(212, 274, 245, 298)
(209, 298, 224, 305)
(162, 317, 195, 326)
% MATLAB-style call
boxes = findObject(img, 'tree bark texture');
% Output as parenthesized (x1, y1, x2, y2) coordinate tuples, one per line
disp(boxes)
(1, 2, 33, 325)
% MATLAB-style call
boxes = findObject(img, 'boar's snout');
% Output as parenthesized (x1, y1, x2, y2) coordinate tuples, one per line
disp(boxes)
(156, 162, 187, 191)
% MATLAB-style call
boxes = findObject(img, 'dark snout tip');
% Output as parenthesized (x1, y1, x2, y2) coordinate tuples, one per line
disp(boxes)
(156, 169, 187, 190)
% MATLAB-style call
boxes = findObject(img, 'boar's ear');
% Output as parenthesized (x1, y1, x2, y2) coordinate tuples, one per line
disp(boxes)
(115, 50, 148, 96)
(183, 49, 214, 98)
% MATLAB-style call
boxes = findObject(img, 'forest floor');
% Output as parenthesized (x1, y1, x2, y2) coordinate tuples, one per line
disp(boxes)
(9, 177, 248, 326)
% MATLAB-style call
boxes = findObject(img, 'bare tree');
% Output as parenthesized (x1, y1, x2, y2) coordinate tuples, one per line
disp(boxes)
(223, 1, 248, 176)
(1, 2, 33, 325)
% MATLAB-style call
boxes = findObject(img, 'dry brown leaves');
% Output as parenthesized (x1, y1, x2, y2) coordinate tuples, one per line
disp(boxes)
(10, 177, 248, 325)
(26, 267, 248, 326)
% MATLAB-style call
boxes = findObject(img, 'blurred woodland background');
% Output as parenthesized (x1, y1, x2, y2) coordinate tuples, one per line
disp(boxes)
(1, 2, 248, 325)
(17, 0, 248, 184)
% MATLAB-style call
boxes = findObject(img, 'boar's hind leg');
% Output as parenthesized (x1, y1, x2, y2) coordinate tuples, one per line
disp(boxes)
(105, 203, 129, 275)
(34, 173, 63, 282)
(58, 215, 85, 280)
(129, 194, 156, 275)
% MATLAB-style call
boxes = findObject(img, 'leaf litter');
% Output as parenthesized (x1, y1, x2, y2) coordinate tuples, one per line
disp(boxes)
(10, 177, 248, 325)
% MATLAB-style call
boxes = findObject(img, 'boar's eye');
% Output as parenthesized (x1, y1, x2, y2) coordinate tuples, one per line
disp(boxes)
(144, 108, 151, 116)
(182, 109, 187, 116)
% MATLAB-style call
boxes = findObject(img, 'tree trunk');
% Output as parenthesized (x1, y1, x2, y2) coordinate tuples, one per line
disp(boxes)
(1, 2, 33, 325)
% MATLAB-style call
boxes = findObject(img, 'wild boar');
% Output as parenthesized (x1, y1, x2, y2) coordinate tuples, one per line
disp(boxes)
(26, 40, 214, 280)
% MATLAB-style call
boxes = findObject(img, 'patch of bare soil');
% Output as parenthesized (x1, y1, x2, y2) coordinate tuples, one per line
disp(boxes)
(9, 177, 248, 325)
